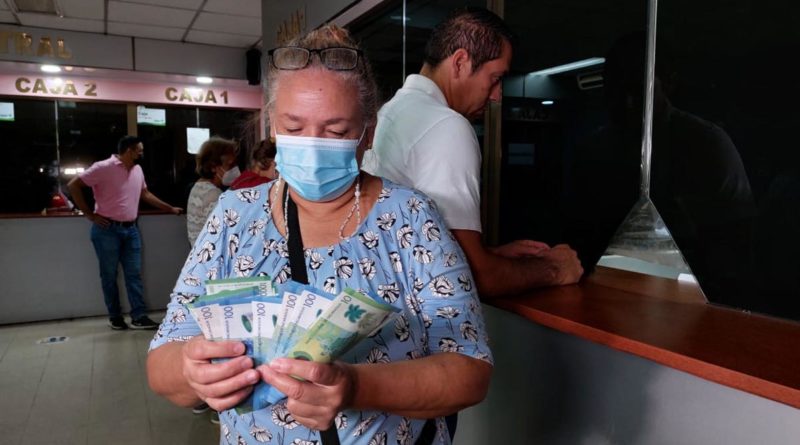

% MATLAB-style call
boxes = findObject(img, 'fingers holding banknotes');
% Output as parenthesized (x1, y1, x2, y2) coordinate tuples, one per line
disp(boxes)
(260, 358, 356, 430)
(182, 336, 261, 411)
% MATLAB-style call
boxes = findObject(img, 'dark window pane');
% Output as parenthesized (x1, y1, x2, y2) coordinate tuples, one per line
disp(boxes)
(658, 0, 799, 319)
(350, 0, 487, 102)
(138, 106, 259, 209)
(137, 106, 198, 209)
(0, 98, 58, 213)
(57, 100, 128, 211)
(500, 0, 647, 270)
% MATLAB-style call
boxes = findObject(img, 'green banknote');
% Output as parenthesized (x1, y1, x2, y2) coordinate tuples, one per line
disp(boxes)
(253, 282, 332, 409)
(267, 282, 332, 360)
(261, 287, 398, 405)
(286, 288, 401, 363)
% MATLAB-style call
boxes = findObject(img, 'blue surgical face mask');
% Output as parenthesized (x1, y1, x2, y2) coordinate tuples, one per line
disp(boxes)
(274, 129, 364, 202)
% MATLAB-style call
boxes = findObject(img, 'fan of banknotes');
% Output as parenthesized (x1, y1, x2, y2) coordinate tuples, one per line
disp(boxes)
(186, 276, 400, 414)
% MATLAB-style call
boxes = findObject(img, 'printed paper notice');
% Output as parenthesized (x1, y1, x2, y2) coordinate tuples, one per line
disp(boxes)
(187, 127, 210, 154)
(137, 106, 166, 126)
(0, 102, 14, 122)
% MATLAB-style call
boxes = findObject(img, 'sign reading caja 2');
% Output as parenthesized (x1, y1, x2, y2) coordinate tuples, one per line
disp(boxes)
(14, 77, 97, 96)
(165, 87, 230, 105)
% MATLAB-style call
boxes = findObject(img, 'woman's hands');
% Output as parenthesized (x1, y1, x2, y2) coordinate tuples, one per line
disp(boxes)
(181, 336, 261, 411)
(260, 358, 357, 430)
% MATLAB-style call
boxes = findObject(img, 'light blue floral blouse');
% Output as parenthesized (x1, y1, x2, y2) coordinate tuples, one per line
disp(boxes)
(150, 178, 492, 445)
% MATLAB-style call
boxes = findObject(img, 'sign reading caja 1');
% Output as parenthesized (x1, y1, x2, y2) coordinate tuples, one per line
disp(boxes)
(165, 87, 230, 105)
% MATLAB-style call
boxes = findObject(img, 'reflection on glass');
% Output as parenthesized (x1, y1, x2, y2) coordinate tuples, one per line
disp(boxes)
(499, 0, 800, 320)
(657, 0, 796, 319)
(348, 0, 798, 320)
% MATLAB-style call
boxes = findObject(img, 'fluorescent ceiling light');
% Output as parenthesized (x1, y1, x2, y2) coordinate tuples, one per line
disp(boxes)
(528, 57, 605, 76)
(41, 64, 61, 73)
(196, 76, 213, 84)
(541, 100, 554, 106)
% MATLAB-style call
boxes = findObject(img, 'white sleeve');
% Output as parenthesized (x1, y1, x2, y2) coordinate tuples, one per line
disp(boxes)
(406, 115, 482, 232)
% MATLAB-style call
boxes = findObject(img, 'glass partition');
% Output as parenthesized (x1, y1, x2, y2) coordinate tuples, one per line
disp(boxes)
(0, 97, 59, 213)
(499, 0, 647, 268)
(56, 100, 128, 212)
(350, 0, 487, 103)
(499, 0, 798, 321)
(656, 0, 799, 319)
(351, 0, 798, 322)
(0, 97, 258, 214)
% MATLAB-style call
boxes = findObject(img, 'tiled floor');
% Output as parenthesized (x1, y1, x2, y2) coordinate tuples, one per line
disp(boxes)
(0, 314, 219, 445)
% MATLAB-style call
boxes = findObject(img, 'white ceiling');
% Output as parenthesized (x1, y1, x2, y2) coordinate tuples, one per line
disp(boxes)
(0, 0, 262, 49)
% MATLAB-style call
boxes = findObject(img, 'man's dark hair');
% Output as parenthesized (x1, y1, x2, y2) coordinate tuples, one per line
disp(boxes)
(424, 7, 516, 73)
(118, 135, 142, 154)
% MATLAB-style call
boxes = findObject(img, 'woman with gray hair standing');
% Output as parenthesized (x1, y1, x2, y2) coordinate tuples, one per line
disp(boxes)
(186, 136, 239, 246)
(147, 25, 492, 445)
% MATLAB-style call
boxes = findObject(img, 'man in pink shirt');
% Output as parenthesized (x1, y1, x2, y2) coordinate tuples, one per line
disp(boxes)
(68, 136, 182, 330)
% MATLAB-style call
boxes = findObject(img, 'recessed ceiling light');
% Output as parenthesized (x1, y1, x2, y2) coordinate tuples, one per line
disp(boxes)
(196, 76, 213, 84)
(41, 64, 61, 73)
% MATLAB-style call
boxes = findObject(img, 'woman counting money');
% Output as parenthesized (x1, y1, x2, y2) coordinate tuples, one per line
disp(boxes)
(147, 25, 492, 445)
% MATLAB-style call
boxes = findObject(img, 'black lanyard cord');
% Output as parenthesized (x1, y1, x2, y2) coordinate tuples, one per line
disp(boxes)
(281, 183, 437, 445)
(283, 184, 340, 445)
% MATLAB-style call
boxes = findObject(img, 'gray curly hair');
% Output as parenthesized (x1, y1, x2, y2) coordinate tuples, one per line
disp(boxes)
(266, 25, 379, 126)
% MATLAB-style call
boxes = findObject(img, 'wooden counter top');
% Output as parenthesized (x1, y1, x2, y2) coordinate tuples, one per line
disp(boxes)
(487, 266, 800, 409)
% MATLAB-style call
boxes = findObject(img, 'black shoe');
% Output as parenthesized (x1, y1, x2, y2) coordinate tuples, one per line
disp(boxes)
(130, 316, 159, 330)
(108, 317, 129, 330)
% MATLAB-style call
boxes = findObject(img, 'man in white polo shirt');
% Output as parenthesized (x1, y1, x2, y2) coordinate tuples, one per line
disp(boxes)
(68, 136, 182, 330)
(364, 8, 583, 298)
